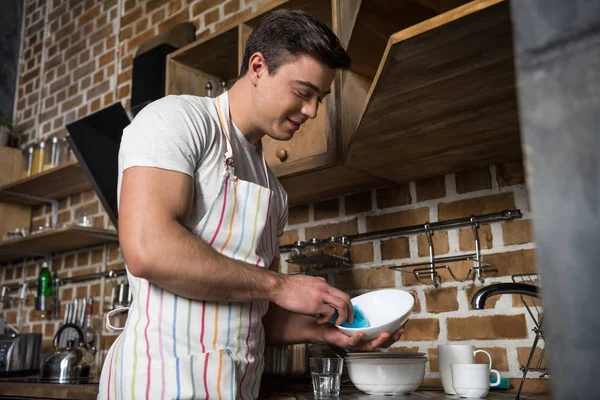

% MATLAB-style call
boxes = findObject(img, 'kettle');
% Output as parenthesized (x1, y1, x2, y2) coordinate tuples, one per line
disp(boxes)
(40, 323, 95, 383)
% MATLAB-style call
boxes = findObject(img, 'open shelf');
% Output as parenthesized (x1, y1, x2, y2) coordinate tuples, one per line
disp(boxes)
(0, 160, 92, 206)
(345, 0, 521, 183)
(0, 225, 118, 263)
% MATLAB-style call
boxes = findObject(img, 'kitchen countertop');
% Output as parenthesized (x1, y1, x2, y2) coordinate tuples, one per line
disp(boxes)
(0, 377, 551, 400)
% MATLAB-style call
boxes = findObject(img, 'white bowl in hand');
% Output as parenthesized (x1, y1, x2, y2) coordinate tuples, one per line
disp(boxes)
(336, 288, 414, 340)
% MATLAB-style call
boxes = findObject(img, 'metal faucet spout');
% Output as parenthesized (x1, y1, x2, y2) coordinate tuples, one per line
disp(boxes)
(471, 283, 539, 310)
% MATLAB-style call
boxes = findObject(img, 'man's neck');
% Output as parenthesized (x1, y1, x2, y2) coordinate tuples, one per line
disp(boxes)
(227, 78, 263, 146)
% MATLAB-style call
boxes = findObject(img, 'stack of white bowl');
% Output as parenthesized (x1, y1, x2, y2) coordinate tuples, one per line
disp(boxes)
(345, 352, 428, 395)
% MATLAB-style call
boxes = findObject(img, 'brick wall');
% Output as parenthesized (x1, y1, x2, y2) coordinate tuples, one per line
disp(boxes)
(278, 162, 541, 383)
(1, 0, 543, 387)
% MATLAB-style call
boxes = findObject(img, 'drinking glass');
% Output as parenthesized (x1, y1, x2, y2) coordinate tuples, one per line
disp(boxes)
(309, 357, 343, 398)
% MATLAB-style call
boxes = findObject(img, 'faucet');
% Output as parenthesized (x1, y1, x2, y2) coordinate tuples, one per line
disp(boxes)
(471, 283, 539, 309)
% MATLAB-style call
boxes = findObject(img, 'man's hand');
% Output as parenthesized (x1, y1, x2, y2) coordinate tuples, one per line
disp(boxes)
(272, 274, 354, 326)
(321, 324, 406, 351)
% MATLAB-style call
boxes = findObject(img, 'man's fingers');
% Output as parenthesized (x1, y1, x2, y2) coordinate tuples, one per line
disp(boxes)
(328, 287, 353, 322)
(323, 294, 349, 325)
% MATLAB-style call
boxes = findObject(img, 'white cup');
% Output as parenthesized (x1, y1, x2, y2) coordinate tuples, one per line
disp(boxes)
(438, 344, 493, 395)
(451, 363, 501, 398)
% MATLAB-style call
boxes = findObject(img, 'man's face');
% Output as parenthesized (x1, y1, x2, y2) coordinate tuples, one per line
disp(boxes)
(251, 54, 336, 141)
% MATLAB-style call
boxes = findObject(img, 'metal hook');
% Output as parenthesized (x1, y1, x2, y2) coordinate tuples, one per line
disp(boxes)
(423, 223, 439, 288)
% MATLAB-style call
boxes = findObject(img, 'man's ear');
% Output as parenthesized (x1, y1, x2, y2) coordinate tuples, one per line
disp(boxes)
(248, 52, 268, 86)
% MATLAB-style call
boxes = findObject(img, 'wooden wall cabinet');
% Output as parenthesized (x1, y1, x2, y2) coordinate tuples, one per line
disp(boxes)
(166, 0, 522, 204)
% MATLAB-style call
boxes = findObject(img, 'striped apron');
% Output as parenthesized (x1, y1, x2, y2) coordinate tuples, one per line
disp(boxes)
(98, 93, 278, 400)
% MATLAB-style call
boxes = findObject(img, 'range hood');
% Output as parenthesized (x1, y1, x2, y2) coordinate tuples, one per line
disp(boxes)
(65, 103, 132, 229)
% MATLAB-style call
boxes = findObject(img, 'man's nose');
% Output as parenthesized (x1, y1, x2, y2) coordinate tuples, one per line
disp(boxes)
(301, 98, 319, 120)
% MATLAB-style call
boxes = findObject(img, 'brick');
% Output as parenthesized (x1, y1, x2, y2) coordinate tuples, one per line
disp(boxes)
(76, 286, 88, 299)
(62, 287, 73, 301)
(79, 4, 101, 26)
(458, 224, 493, 251)
(29, 310, 48, 322)
(204, 8, 220, 25)
(497, 161, 525, 187)
(93, 215, 105, 229)
(447, 314, 528, 340)
(91, 98, 101, 112)
(117, 84, 130, 99)
(334, 267, 396, 291)
(121, 7, 140, 27)
(425, 287, 458, 313)
(127, 29, 156, 54)
(376, 184, 411, 209)
(305, 219, 358, 240)
(485, 249, 537, 278)
(168, 0, 182, 15)
(91, 249, 104, 264)
(280, 230, 298, 246)
(517, 346, 546, 369)
(466, 285, 500, 310)
(71, 193, 82, 206)
(119, 25, 133, 42)
(503, 219, 534, 246)
(224, 0, 240, 14)
(158, 8, 188, 32)
(152, 8, 166, 24)
(57, 210, 71, 225)
(410, 291, 421, 314)
(512, 293, 542, 310)
(107, 261, 125, 272)
(349, 243, 374, 264)
(192, 0, 221, 16)
(381, 237, 410, 260)
(82, 190, 96, 202)
(416, 176, 446, 201)
(90, 24, 113, 45)
(3, 311, 17, 324)
(64, 39, 87, 61)
(366, 207, 429, 232)
(99, 52, 115, 68)
(50, 74, 70, 94)
(108, 245, 120, 261)
(90, 284, 101, 298)
(288, 205, 308, 225)
(417, 231, 449, 257)
(438, 193, 516, 220)
(456, 167, 491, 194)
(135, 17, 148, 34)
(118, 69, 132, 86)
(314, 199, 339, 221)
(44, 323, 56, 338)
(399, 318, 439, 341)
(104, 92, 114, 106)
(61, 95, 84, 113)
(64, 254, 76, 269)
(345, 191, 372, 215)
(427, 348, 439, 372)
(76, 252, 90, 267)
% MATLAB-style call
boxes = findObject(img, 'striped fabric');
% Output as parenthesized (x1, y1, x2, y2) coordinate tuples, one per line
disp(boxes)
(98, 93, 278, 400)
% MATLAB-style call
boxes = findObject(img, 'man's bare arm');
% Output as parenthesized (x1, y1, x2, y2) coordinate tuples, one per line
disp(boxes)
(119, 166, 353, 321)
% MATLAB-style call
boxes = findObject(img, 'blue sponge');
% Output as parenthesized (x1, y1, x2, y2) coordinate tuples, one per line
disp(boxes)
(329, 305, 370, 328)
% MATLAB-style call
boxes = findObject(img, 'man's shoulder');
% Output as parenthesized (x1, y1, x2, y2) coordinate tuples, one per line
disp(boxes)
(143, 94, 218, 121)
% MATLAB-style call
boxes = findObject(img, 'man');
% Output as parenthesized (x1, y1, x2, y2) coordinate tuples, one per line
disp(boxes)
(98, 9, 404, 399)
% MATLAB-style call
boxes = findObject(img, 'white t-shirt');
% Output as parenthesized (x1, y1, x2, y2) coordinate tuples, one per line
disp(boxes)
(117, 94, 288, 250)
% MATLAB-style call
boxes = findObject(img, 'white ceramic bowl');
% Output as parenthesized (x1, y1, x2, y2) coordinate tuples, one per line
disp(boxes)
(336, 289, 414, 340)
(346, 357, 427, 395)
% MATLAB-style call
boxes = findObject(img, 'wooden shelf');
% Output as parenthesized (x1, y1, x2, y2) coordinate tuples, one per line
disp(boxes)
(345, 0, 522, 183)
(0, 160, 92, 206)
(0, 225, 118, 263)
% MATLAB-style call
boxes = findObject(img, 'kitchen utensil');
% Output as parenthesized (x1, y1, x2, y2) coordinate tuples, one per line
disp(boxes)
(335, 289, 413, 340)
(451, 363, 501, 398)
(40, 324, 94, 383)
(0, 333, 42, 374)
(346, 356, 427, 395)
(345, 352, 426, 359)
(438, 344, 493, 395)
(264, 343, 308, 376)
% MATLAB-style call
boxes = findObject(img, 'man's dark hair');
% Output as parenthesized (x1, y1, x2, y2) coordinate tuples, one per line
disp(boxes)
(240, 9, 351, 76)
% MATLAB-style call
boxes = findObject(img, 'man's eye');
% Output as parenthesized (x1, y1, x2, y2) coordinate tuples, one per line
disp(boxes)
(297, 91, 310, 98)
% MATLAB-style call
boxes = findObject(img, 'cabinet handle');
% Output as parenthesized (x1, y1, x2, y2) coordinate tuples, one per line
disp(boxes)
(276, 149, 289, 162)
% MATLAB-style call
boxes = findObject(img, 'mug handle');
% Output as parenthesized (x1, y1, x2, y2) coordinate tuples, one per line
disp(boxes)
(490, 368, 501, 387)
(473, 349, 493, 368)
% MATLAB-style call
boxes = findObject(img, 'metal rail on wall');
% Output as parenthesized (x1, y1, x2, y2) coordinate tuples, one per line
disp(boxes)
(281, 209, 523, 288)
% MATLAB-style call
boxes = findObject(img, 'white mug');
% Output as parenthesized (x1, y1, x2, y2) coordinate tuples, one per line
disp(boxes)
(438, 344, 493, 395)
(451, 363, 501, 398)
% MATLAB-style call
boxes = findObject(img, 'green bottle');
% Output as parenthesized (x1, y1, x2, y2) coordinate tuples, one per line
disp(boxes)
(37, 262, 53, 297)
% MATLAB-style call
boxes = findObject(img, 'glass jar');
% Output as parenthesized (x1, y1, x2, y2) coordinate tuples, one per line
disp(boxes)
(305, 238, 323, 257)
(43, 137, 68, 171)
(21, 146, 34, 178)
(32, 141, 46, 175)
(291, 240, 306, 259)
